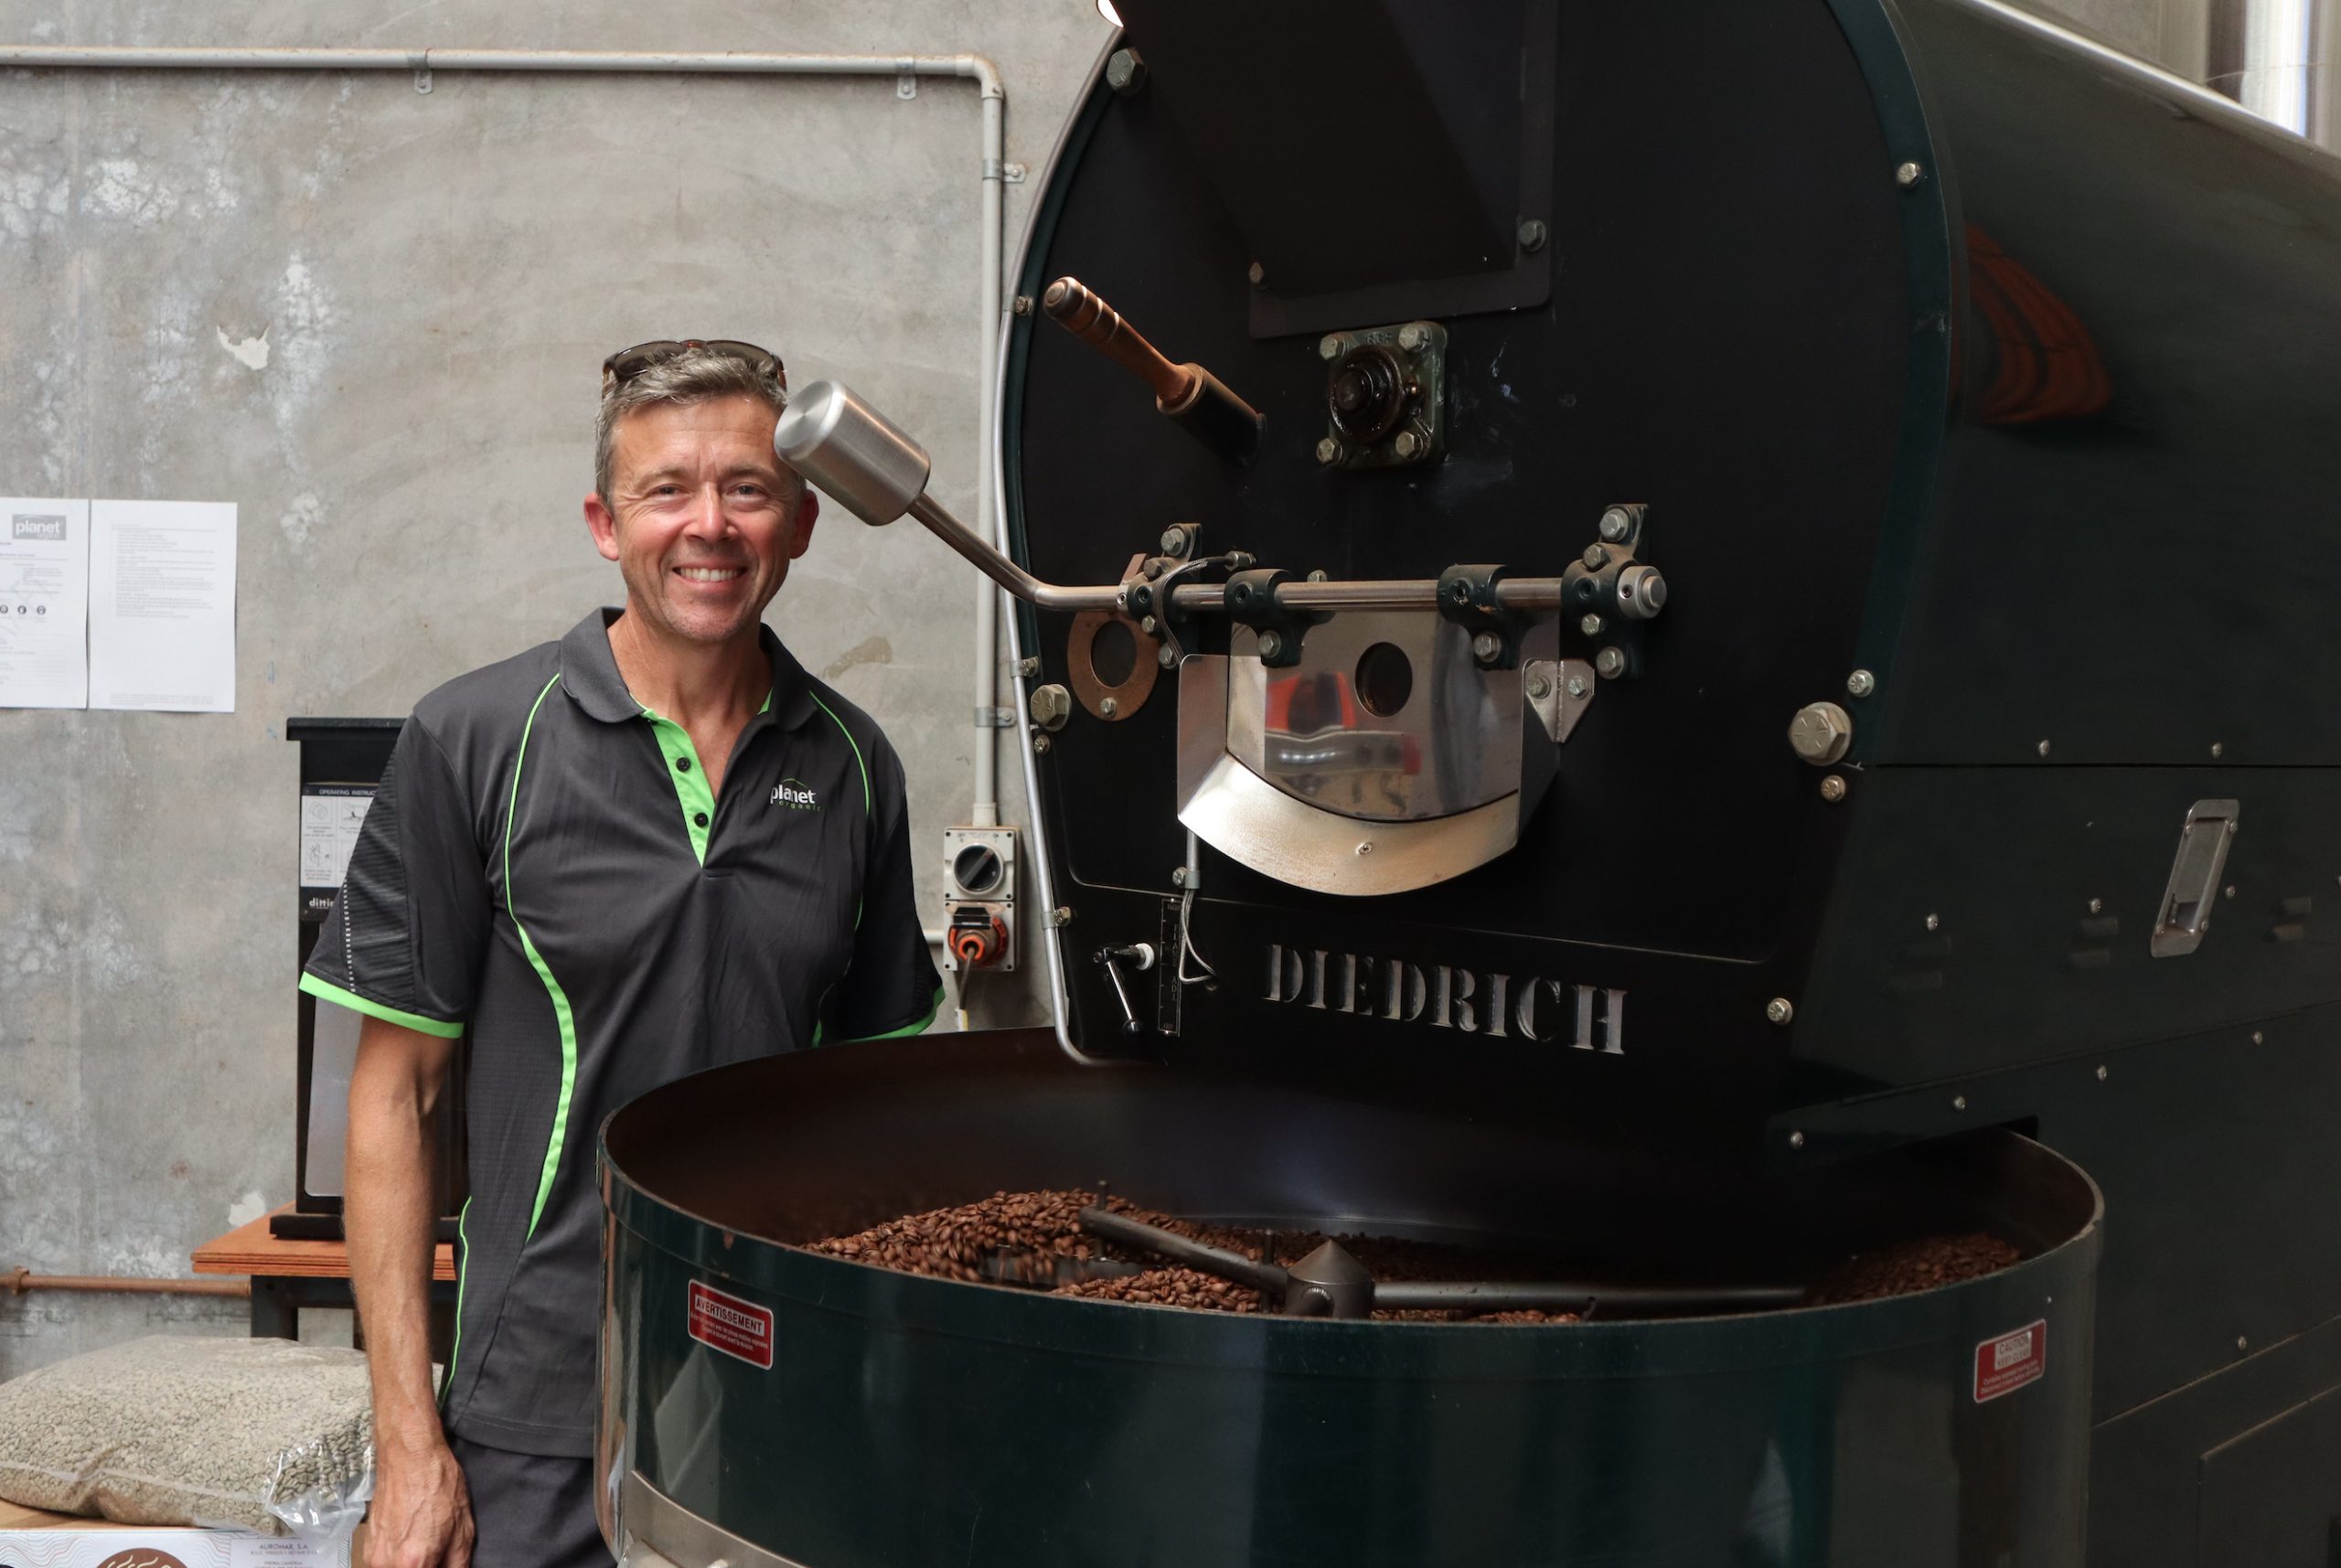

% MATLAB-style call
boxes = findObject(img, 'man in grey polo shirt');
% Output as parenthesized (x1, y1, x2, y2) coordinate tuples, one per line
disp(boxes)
(300, 341, 941, 1568)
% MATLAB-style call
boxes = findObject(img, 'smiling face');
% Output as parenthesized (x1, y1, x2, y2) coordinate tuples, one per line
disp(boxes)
(583, 394, 819, 650)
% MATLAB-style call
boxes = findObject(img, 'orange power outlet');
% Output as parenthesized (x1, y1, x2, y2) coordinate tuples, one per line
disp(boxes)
(949, 912, 1008, 968)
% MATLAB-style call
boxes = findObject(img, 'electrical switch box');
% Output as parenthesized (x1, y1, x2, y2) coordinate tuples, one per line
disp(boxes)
(942, 826, 1018, 973)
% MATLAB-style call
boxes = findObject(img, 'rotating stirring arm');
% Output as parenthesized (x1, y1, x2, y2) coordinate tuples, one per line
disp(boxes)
(1078, 1207, 1805, 1320)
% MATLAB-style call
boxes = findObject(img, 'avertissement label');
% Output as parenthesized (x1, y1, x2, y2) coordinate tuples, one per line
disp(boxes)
(1973, 1319, 2047, 1403)
(687, 1279, 775, 1370)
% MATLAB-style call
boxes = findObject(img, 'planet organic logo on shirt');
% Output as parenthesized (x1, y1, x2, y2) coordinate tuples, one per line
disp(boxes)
(771, 777, 820, 810)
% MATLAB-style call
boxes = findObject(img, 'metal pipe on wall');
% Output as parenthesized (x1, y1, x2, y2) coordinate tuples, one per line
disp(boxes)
(0, 43, 1014, 829)
(2215, 0, 2340, 142)
(2155, 0, 2341, 143)
(971, 87, 1008, 828)
(994, 37, 1128, 1057)
(6, 1267, 251, 1298)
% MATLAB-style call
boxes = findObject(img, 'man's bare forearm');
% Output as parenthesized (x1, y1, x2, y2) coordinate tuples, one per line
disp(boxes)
(347, 1014, 458, 1457)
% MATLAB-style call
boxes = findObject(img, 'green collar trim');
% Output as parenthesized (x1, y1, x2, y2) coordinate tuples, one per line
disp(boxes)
(640, 709, 718, 864)
(637, 688, 775, 865)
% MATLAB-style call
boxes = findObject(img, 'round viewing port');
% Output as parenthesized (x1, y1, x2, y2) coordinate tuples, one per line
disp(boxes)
(1354, 642, 1414, 718)
(1089, 618, 1138, 687)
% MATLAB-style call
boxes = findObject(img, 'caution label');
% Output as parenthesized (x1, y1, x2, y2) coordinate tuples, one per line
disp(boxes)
(1973, 1319, 2047, 1403)
(687, 1279, 775, 1370)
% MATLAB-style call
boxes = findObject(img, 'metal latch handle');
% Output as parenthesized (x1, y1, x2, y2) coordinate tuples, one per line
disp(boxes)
(2151, 798, 2239, 958)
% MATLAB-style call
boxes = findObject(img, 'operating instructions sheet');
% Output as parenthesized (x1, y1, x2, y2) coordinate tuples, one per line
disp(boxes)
(88, 498, 238, 712)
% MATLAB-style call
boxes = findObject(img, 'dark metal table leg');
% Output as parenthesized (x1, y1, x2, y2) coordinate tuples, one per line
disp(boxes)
(250, 1278, 298, 1339)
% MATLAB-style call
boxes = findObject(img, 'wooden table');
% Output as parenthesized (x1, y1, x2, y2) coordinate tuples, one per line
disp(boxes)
(0, 1499, 125, 1531)
(194, 1205, 457, 1344)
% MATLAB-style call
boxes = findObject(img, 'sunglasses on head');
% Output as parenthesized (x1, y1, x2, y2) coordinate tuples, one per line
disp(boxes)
(602, 339, 786, 389)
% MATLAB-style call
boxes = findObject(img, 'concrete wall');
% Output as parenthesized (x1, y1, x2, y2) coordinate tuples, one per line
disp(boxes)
(0, 0, 2181, 1381)
(0, 0, 1108, 1380)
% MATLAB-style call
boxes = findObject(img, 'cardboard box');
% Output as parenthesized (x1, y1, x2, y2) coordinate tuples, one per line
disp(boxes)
(0, 1500, 359, 1566)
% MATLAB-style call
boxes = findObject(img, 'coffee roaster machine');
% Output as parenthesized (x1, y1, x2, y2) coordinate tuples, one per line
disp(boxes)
(600, 2, 2341, 1563)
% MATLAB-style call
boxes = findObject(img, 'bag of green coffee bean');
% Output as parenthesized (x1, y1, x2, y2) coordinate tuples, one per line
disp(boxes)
(0, 1335, 372, 1540)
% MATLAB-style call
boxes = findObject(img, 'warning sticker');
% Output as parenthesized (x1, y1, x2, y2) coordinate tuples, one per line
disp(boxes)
(1973, 1319, 2047, 1403)
(687, 1279, 775, 1370)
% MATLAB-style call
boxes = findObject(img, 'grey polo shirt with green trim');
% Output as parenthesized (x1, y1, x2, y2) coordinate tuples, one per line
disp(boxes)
(299, 607, 941, 1457)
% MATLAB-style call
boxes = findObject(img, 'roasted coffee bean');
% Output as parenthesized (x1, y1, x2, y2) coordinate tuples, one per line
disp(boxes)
(1809, 1232, 2021, 1306)
(806, 1191, 2019, 1323)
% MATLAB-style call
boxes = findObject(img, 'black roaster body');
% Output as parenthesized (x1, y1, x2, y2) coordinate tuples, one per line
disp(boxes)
(602, 1, 2341, 1563)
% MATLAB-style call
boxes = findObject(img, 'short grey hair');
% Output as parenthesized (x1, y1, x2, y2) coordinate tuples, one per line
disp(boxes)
(594, 347, 792, 506)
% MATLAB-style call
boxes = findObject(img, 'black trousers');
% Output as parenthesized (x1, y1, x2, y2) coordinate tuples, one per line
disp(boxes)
(450, 1434, 615, 1568)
